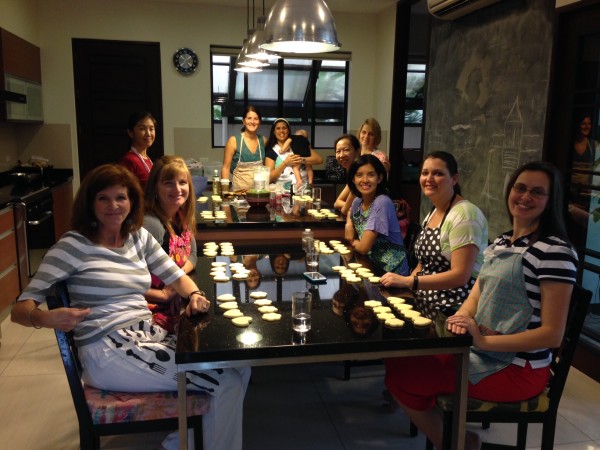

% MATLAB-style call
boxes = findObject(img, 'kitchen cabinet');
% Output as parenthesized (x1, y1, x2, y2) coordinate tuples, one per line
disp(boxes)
(0, 28, 43, 122)
(52, 179, 73, 241)
(0, 206, 20, 314)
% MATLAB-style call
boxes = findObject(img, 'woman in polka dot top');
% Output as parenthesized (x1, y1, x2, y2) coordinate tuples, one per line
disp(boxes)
(380, 151, 488, 334)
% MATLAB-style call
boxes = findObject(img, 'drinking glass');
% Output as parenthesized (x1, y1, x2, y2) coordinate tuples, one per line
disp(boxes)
(292, 291, 312, 332)
(312, 187, 321, 207)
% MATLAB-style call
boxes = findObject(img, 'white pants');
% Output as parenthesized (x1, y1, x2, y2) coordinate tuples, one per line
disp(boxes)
(78, 321, 251, 450)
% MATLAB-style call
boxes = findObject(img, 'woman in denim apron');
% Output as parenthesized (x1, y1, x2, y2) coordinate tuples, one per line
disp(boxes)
(384, 161, 578, 450)
(220, 106, 268, 192)
(345, 154, 409, 275)
(380, 151, 488, 334)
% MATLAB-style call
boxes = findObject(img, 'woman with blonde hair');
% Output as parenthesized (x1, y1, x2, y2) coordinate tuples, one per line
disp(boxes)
(357, 117, 391, 172)
(144, 155, 198, 333)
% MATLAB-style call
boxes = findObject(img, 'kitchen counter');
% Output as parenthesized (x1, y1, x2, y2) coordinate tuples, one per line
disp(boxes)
(0, 168, 73, 208)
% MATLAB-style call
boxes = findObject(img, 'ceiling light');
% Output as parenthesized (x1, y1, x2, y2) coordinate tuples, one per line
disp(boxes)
(246, 16, 280, 60)
(260, 0, 341, 54)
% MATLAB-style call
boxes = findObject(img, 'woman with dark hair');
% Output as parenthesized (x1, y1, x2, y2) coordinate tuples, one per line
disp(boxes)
(380, 151, 488, 329)
(12, 164, 250, 450)
(384, 161, 578, 450)
(220, 105, 268, 192)
(143, 156, 198, 333)
(333, 134, 361, 215)
(119, 111, 157, 188)
(345, 154, 409, 275)
(264, 118, 322, 190)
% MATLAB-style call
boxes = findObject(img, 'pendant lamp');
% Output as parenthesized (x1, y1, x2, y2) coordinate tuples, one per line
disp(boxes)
(260, 0, 341, 54)
(234, 38, 263, 72)
(246, 16, 280, 60)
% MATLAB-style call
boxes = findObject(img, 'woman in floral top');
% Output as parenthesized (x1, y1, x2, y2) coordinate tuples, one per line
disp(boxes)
(143, 156, 197, 333)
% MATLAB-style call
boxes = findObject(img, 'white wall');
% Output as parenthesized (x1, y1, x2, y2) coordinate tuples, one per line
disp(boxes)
(0, 0, 397, 187)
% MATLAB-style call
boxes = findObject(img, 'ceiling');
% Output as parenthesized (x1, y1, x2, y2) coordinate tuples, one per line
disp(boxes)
(148, 0, 401, 14)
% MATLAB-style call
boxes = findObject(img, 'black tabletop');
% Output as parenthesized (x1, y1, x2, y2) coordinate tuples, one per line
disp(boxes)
(176, 247, 472, 366)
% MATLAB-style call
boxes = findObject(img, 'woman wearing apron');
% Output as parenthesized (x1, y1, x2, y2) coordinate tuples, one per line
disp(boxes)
(143, 156, 198, 333)
(345, 154, 409, 275)
(384, 161, 578, 450)
(380, 151, 488, 334)
(220, 105, 268, 192)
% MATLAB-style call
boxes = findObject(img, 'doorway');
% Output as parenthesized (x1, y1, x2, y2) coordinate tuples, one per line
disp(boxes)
(72, 38, 164, 179)
(547, 0, 600, 381)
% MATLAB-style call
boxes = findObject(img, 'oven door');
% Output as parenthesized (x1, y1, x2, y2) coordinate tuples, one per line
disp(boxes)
(7, 202, 29, 289)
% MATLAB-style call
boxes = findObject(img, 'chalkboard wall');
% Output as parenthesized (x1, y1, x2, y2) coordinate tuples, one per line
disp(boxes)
(423, 0, 554, 238)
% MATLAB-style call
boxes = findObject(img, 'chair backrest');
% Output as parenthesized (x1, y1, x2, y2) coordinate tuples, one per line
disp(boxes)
(46, 282, 95, 428)
(546, 284, 591, 411)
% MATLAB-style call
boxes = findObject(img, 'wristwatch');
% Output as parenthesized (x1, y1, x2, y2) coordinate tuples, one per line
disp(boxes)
(301, 157, 306, 164)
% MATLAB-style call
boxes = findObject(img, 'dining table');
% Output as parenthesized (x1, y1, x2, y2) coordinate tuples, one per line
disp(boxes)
(176, 244, 472, 450)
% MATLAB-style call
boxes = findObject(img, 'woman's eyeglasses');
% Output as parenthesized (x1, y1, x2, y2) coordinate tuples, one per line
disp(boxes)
(511, 183, 548, 199)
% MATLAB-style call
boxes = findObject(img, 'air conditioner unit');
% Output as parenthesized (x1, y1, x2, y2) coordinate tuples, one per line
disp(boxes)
(427, 0, 502, 20)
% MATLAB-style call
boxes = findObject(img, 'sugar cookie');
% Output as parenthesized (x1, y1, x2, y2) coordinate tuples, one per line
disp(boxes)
(413, 317, 433, 328)
(223, 309, 244, 318)
(258, 305, 278, 314)
(253, 299, 272, 306)
(385, 318, 405, 329)
(217, 293, 236, 302)
(197, 196, 208, 203)
(218, 301, 238, 310)
(387, 296, 406, 305)
(364, 300, 382, 308)
(348, 263, 362, 269)
(262, 312, 282, 322)
(249, 291, 268, 299)
(232, 273, 248, 280)
(211, 261, 227, 267)
(377, 312, 396, 322)
(373, 306, 392, 314)
(368, 276, 381, 284)
(232, 316, 253, 327)
(213, 274, 230, 282)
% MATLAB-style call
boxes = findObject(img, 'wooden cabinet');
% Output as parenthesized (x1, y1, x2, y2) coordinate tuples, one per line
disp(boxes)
(0, 28, 43, 122)
(0, 206, 20, 313)
(52, 179, 73, 240)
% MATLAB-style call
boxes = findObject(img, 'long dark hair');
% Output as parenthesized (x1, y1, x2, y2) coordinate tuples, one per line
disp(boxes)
(504, 161, 569, 241)
(423, 151, 462, 195)
(266, 118, 290, 150)
(347, 154, 389, 198)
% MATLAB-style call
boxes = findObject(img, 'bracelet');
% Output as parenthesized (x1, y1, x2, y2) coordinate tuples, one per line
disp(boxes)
(412, 275, 419, 291)
(187, 290, 205, 302)
(28, 306, 43, 329)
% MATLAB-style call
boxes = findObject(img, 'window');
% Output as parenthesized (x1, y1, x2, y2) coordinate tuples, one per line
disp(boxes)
(210, 46, 350, 148)
(404, 63, 426, 125)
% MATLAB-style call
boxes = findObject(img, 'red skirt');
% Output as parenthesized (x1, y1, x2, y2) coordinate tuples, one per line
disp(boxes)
(384, 354, 550, 411)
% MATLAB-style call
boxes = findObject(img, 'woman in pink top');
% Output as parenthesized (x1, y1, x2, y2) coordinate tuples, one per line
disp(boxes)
(357, 117, 391, 173)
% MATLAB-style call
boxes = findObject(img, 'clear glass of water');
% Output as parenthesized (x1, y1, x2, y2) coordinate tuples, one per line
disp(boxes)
(305, 250, 319, 271)
(292, 291, 312, 332)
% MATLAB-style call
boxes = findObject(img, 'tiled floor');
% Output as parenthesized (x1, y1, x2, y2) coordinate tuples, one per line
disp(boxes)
(1, 313, 600, 450)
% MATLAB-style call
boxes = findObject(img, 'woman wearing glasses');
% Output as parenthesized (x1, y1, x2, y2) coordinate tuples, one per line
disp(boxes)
(384, 161, 578, 450)
(380, 151, 488, 334)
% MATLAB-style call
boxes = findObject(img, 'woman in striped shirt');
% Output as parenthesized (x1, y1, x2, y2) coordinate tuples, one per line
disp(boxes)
(384, 161, 578, 450)
(12, 164, 249, 450)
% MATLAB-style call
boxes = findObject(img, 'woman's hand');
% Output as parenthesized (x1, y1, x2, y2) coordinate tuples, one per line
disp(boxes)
(379, 272, 410, 289)
(185, 291, 210, 316)
(285, 154, 302, 167)
(38, 307, 91, 332)
(445, 312, 477, 336)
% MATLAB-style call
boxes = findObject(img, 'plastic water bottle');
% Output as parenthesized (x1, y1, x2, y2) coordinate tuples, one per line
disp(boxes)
(302, 228, 313, 253)
(212, 169, 220, 195)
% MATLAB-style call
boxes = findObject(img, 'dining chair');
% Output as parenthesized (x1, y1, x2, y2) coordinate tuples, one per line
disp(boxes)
(46, 281, 210, 450)
(424, 283, 591, 450)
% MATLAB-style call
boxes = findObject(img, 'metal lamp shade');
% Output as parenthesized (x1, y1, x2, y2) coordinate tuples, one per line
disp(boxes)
(246, 17, 280, 60)
(260, 0, 341, 54)
(234, 39, 263, 73)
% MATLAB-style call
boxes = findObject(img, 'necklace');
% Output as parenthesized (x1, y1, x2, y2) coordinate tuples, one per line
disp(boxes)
(130, 147, 152, 173)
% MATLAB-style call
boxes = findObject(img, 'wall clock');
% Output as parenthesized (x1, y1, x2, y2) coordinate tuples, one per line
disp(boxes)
(173, 48, 199, 75)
